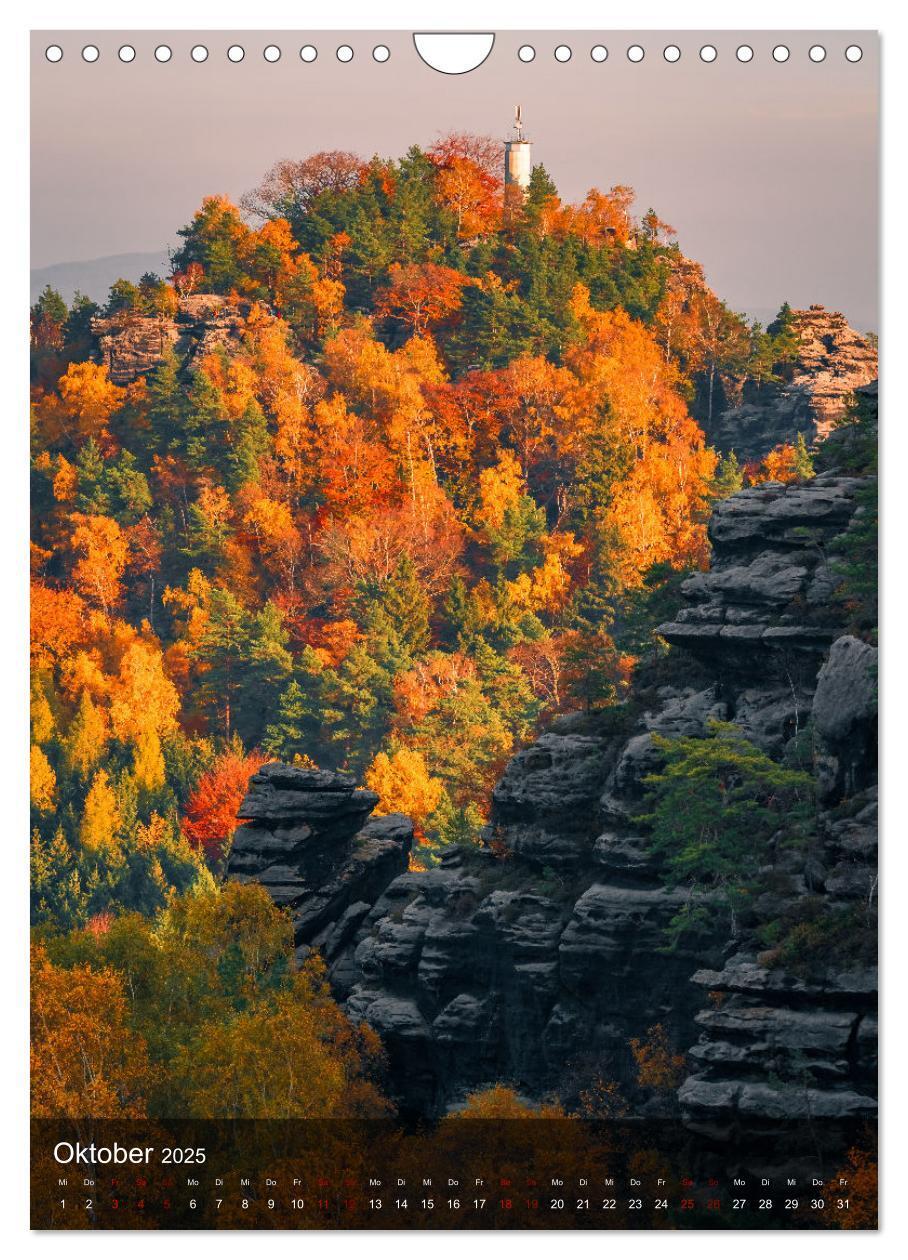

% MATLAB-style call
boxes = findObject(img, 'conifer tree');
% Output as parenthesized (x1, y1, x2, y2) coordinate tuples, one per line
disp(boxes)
(711, 450, 744, 500)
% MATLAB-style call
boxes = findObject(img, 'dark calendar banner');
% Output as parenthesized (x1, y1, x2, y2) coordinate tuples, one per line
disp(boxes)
(30, 29, 878, 1234)
(32, 1120, 876, 1229)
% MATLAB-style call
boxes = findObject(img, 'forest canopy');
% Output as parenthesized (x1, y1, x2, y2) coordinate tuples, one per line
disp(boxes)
(30, 134, 807, 907)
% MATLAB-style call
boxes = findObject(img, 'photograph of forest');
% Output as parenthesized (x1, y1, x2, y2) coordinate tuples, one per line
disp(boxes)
(29, 43, 877, 1221)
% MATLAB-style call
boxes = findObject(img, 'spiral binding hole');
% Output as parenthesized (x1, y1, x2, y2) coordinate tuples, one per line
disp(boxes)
(554, 45, 571, 63)
(590, 45, 608, 63)
(663, 46, 681, 63)
(627, 45, 645, 63)
(118, 46, 136, 63)
(154, 45, 172, 63)
(45, 45, 63, 62)
(772, 45, 790, 63)
(517, 45, 535, 63)
(300, 45, 317, 63)
(337, 45, 354, 63)
(81, 45, 99, 63)
(736, 45, 754, 62)
(263, 45, 281, 63)
(845, 45, 863, 62)
(699, 45, 717, 62)
(373, 45, 391, 62)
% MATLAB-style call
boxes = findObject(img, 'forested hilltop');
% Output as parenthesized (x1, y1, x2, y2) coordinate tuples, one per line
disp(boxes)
(31, 135, 848, 926)
(31, 135, 826, 897)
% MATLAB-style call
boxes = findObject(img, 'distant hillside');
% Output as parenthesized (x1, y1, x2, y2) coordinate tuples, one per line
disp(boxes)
(30, 250, 170, 306)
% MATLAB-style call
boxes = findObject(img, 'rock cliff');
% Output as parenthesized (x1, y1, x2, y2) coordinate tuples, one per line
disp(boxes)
(228, 471, 877, 1131)
(708, 306, 877, 459)
(91, 295, 253, 384)
(228, 764, 413, 955)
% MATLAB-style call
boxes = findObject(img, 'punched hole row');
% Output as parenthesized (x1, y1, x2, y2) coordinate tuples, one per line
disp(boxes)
(518, 43, 863, 64)
(44, 43, 391, 64)
(46, 41, 864, 66)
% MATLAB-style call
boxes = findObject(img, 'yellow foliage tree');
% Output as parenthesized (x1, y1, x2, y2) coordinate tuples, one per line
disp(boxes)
(31, 675, 57, 745)
(365, 747, 444, 833)
(52, 454, 77, 502)
(79, 768, 121, 851)
(131, 729, 166, 794)
(449, 1084, 566, 1119)
(108, 640, 180, 744)
(39, 361, 126, 447)
(63, 690, 107, 778)
(629, 1023, 687, 1092)
(30, 745, 57, 812)
(169, 962, 391, 1119)
(477, 450, 525, 531)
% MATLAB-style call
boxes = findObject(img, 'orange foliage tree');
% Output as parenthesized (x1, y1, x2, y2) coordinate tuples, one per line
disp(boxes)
(428, 133, 503, 239)
(68, 513, 130, 613)
(375, 263, 469, 337)
(181, 748, 268, 857)
(31, 944, 152, 1118)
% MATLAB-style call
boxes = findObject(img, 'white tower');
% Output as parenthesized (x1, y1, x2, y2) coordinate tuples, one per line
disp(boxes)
(504, 105, 532, 193)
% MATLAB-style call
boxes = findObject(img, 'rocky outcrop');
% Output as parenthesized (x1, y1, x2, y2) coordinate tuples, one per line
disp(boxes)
(91, 294, 254, 384)
(812, 636, 878, 801)
(656, 473, 864, 755)
(230, 473, 877, 1131)
(227, 764, 412, 959)
(708, 306, 877, 459)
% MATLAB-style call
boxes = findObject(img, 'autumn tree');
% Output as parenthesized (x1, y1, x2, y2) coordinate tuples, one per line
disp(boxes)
(374, 263, 469, 338)
(427, 133, 503, 239)
(365, 747, 443, 835)
(79, 768, 122, 851)
(31, 944, 152, 1117)
(629, 1023, 686, 1092)
(182, 747, 267, 857)
(242, 151, 365, 226)
(37, 361, 126, 452)
(168, 962, 391, 1118)
(448, 1084, 565, 1119)
(69, 513, 129, 612)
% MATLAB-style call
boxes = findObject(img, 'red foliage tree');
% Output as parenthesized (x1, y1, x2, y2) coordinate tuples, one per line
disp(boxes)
(181, 749, 268, 857)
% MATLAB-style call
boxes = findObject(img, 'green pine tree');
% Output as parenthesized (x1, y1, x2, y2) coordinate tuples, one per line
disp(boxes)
(711, 449, 744, 500)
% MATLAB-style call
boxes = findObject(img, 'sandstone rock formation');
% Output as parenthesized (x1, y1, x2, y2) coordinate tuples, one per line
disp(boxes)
(91, 295, 254, 384)
(708, 306, 877, 459)
(228, 763, 412, 957)
(228, 472, 877, 1133)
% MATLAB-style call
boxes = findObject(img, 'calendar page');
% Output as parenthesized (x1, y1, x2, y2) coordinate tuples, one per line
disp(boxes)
(29, 29, 878, 1230)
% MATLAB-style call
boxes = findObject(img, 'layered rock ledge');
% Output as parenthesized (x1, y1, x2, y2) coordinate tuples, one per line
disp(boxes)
(228, 763, 412, 959)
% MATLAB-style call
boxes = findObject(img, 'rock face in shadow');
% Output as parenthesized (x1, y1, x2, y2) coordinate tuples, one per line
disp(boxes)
(230, 472, 876, 1131)
(707, 306, 877, 460)
(227, 764, 412, 963)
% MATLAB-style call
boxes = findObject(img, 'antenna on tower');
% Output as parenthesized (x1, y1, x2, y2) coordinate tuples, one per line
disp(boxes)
(514, 104, 523, 142)
(504, 105, 532, 193)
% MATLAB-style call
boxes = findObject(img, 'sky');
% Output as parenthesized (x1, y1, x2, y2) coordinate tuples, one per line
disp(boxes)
(31, 29, 879, 330)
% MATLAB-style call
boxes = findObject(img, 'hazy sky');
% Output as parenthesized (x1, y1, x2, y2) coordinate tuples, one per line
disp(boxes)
(31, 30, 879, 329)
